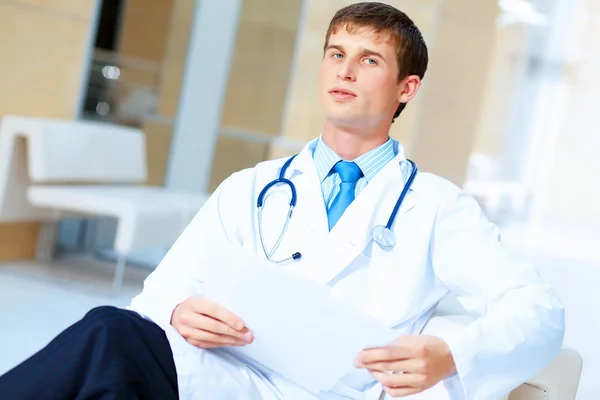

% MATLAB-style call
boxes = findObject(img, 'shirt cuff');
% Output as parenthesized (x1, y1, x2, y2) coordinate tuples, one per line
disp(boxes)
(441, 325, 477, 400)
(128, 290, 194, 331)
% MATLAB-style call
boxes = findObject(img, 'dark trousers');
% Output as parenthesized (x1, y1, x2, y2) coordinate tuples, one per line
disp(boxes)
(0, 306, 178, 400)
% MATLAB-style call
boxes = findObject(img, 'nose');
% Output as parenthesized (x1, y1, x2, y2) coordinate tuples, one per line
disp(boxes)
(337, 60, 356, 82)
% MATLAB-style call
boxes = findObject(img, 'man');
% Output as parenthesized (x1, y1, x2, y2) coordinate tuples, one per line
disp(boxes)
(0, 2, 564, 400)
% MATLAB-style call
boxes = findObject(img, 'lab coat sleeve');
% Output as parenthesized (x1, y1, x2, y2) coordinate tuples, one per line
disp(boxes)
(431, 189, 565, 400)
(128, 174, 246, 331)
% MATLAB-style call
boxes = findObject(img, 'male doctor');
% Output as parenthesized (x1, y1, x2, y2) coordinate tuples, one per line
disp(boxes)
(0, 2, 564, 400)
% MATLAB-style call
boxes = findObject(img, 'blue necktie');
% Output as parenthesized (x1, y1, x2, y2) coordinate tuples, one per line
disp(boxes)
(327, 161, 363, 230)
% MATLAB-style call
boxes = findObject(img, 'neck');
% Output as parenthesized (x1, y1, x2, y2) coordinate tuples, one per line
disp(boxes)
(321, 120, 390, 160)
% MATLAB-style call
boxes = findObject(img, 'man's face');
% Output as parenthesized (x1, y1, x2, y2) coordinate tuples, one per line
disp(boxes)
(319, 25, 403, 129)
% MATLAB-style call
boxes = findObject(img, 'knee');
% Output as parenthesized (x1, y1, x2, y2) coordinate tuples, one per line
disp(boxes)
(82, 306, 135, 335)
(84, 305, 127, 319)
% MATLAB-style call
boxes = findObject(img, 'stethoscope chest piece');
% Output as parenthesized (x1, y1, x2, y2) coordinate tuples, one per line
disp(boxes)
(372, 225, 396, 250)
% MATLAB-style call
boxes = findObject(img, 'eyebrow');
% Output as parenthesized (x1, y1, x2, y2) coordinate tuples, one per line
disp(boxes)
(325, 44, 387, 61)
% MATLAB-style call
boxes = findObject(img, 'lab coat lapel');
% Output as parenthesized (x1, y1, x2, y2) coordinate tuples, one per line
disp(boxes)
(302, 155, 416, 285)
(290, 145, 330, 237)
(269, 142, 329, 258)
(296, 150, 329, 237)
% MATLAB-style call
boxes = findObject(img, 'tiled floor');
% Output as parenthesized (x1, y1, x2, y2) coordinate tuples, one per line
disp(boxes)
(0, 256, 150, 375)
(0, 220, 597, 398)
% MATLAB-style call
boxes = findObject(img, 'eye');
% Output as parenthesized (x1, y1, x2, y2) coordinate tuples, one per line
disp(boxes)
(332, 52, 344, 59)
(364, 58, 378, 65)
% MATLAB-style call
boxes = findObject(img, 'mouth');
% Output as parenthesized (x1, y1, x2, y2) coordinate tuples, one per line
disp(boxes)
(329, 87, 357, 97)
(328, 87, 357, 101)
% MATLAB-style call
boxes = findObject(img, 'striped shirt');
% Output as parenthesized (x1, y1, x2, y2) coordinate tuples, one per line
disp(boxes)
(312, 136, 397, 208)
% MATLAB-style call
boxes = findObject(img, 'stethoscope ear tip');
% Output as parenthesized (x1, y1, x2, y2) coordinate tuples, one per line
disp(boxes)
(292, 252, 302, 261)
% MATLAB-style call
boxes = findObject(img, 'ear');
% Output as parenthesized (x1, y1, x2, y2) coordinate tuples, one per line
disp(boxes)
(397, 75, 422, 104)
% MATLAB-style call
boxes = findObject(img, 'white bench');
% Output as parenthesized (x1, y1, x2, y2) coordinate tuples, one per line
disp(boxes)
(0, 115, 208, 291)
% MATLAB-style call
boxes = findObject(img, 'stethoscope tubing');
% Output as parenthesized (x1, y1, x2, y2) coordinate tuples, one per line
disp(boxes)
(384, 159, 417, 230)
(256, 154, 417, 262)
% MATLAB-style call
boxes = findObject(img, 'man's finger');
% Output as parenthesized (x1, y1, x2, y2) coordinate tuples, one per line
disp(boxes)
(189, 339, 247, 349)
(357, 358, 427, 374)
(355, 346, 411, 366)
(192, 329, 248, 347)
(187, 313, 252, 342)
(370, 371, 427, 389)
(198, 298, 246, 331)
(383, 385, 422, 398)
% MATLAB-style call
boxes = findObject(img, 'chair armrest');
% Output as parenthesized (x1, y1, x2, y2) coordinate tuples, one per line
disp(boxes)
(509, 347, 583, 400)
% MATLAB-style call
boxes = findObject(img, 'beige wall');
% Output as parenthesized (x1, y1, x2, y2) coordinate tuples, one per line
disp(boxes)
(116, 0, 174, 91)
(473, 24, 530, 156)
(209, 0, 304, 189)
(209, 136, 269, 192)
(0, 1, 96, 119)
(144, 0, 194, 186)
(155, 0, 195, 119)
(408, 0, 499, 186)
(220, 0, 304, 136)
(143, 119, 175, 186)
(116, 0, 195, 186)
(0, 0, 97, 261)
(118, 0, 175, 63)
(276, 0, 499, 186)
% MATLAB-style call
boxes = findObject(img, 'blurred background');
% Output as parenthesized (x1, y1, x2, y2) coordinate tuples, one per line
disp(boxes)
(0, 0, 597, 398)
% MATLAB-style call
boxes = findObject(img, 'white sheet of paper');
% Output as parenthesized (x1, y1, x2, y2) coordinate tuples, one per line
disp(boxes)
(203, 254, 397, 393)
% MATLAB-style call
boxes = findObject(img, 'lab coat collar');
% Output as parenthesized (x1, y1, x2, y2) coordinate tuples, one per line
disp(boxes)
(288, 136, 411, 183)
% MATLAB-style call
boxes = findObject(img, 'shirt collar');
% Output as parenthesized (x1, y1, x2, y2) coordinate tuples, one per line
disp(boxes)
(312, 135, 397, 183)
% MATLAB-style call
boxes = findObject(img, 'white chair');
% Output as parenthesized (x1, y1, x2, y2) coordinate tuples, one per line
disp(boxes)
(0, 115, 209, 291)
(374, 297, 583, 399)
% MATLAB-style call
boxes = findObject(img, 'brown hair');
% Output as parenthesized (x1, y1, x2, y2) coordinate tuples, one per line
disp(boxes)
(323, 2, 429, 122)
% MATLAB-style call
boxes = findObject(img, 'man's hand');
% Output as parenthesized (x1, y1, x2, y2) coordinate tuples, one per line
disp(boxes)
(354, 335, 456, 398)
(171, 296, 254, 349)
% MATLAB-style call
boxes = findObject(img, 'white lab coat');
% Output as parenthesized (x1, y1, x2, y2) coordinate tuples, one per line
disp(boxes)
(129, 139, 565, 400)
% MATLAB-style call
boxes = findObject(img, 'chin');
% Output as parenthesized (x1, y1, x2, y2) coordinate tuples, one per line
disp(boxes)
(323, 103, 356, 120)
(324, 108, 353, 122)
(327, 113, 390, 135)
(325, 114, 366, 130)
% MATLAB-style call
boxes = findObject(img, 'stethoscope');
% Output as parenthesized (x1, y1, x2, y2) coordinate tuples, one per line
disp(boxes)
(256, 155, 418, 263)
